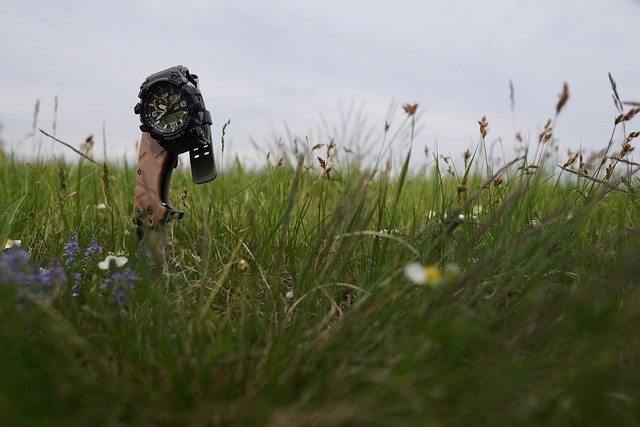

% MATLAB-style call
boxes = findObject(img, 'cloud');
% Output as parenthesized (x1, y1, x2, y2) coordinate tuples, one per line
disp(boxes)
(1, 0, 640, 165)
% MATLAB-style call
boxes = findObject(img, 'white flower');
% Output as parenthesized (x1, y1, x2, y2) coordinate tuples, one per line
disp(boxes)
(285, 290, 294, 299)
(404, 262, 441, 286)
(404, 262, 461, 288)
(96, 203, 107, 210)
(98, 255, 128, 270)
(4, 239, 21, 249)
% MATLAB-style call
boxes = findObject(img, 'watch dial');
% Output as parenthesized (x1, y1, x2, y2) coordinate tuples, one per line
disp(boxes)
(142, 83, 189, 135)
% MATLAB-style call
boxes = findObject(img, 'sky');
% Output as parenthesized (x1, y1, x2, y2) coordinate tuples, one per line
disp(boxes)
(2, 0, 640, 168)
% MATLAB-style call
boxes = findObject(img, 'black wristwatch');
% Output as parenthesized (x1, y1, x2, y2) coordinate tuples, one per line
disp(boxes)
(134, 65, 216, 183)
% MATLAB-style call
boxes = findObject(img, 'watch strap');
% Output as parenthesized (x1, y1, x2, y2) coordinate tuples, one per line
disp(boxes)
(189, 123, 217, 184)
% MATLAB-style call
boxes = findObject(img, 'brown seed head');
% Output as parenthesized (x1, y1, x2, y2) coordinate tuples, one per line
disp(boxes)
(538, 119, 553, 144)
(327, 138, 336, 157)
(457, 184, 467, 200)
(556, 82, 569, 115)
(562, 152, 579, 168)
(463, 149, 471, 168)
(623, 107, 640, 122)
(515, 132, 523, 142)
(317, 156, 326, 170)
(478, 116, 489, 138)
(58, 167, 66, 192)
(402, 103, 418, 117)
(620, 143, 635, 158)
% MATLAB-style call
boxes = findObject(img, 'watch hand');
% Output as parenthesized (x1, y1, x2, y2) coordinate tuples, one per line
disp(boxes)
(155, 104, 170, 122)
(155, 99, 179, 123)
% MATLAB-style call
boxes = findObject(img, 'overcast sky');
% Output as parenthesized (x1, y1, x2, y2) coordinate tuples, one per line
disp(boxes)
(2, 0, 640, 167)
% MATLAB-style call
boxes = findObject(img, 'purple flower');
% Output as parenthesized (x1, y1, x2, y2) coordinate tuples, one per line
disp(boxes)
(31, 259, 67, 300)
(37, 260, 67, 288)
(1, 249, 67, 305)
(63, 232, 81, 268)
(100, 267, 140, 314)
(84, 237, 103, 263)
(0, 248, 29, 285)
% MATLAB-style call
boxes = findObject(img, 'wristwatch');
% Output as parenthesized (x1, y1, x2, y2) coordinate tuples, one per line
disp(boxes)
(133, 66, 218, 272)
(134, 65, 216, 184)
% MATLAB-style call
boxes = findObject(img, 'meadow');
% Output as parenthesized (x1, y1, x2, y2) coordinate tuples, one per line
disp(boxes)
(2, 85, 640, 426)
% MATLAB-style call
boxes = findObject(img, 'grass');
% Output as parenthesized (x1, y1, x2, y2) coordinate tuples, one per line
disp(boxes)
(2, 86, 640, 426)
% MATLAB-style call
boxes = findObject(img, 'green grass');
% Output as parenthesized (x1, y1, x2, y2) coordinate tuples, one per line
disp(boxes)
(2, 106, 640, 426)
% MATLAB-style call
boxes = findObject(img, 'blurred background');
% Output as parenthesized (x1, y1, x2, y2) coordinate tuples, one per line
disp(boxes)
(1, 0, 639, 166)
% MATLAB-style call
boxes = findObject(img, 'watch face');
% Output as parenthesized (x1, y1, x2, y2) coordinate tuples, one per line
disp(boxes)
(141, 83, 189, 135)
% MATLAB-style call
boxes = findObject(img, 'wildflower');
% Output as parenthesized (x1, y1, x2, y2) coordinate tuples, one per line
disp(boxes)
(84, 237, 103, 263)
(0, 248, 29, 284)
(4, 239, 21, 250)
(404, 262, 461, 289)
(98, 255, 128, 270)
(96, 203, 107, 210)
(1, 249, 66, 305)
(33, 260, 67, 300)
(100, 267, 140, 315)
(285, 290, 294, 299)
(63, 232, 81, 267)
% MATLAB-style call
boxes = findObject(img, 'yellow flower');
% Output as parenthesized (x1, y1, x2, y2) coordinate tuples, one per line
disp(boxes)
(404, 262, 461, 288)
(4, 239, 21, 250)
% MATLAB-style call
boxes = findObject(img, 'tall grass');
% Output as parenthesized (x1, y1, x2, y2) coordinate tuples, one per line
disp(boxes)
(1, 82, 640, 426)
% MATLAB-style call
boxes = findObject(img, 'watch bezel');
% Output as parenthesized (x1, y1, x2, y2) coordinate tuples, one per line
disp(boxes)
(134, 67, 211, 148)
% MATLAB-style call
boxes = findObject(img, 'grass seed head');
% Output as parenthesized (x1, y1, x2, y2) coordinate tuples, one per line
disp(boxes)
(58, 166, 66, 192)
(539, 119, 553, 143)
(626, 131, 640, 143)
(562, 152, 579, 168)
(616, 107, 640, 124)
(478, 116, 489, 138)
(402, 104, 418, 117)
(556, 82, 569, 115)
(463, 149, 471, 168)
(317, 157, 326, 170)
(80, 135, 94, 155)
